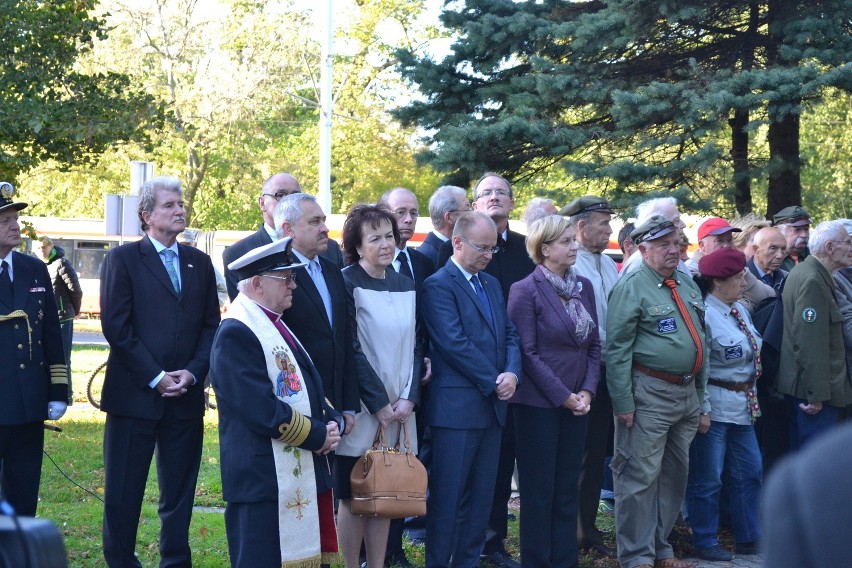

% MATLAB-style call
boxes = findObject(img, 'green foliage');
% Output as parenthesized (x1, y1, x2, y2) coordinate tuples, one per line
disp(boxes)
(0, 0, 163, 182)
(395, 0, 852, 215)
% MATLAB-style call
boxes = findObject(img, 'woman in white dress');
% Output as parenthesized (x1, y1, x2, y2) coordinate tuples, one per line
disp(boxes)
(334, 203, 424, 568)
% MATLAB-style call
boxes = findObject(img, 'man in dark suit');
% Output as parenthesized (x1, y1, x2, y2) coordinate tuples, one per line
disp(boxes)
(419, 185, 470, 268)
(423, 211, 521, 568)
(381, 187, 435, 296)
(211, 237, 343, 567)
(0, 184, 68, 516)
(379, 187, 435, 567)
(275, 193, 389, 431)
(437, 173, 534, 567)
(747, 226, 788, 290)
(100, 176, 220, 567)
(223, 172, 343, 301)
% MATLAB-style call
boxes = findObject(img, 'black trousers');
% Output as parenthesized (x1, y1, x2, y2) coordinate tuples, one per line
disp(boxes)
(0, 422, 44, 517)
(577, 368, 613, 546)
(102, 411, 203, 568)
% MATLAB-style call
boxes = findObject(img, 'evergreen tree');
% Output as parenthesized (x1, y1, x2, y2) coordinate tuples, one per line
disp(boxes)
(395, 0, 852, 215)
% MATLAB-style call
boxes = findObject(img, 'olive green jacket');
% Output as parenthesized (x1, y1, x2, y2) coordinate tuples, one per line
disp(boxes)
(778, 255, 851, 407)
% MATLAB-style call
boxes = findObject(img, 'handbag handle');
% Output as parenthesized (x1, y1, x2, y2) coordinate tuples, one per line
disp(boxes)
(391, 421, 413, 453)
(370, 424, 388, 451)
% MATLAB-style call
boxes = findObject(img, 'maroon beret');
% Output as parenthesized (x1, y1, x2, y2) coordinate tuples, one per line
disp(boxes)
(698, 248, 746, 279)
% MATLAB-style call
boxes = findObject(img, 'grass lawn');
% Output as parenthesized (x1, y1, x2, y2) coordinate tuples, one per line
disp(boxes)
(42, 345, 621, 567)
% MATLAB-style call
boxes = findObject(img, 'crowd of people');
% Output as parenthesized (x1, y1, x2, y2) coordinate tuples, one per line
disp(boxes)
(2, 171, 852, 568)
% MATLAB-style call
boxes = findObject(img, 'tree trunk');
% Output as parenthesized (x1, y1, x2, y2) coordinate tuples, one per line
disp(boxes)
(729, 108, 751, 215)
(766, 111, 801, 216)
(765, 0, 802, 217)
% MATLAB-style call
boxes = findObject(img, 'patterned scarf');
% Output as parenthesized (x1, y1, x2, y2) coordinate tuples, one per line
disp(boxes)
(540, 264, 596, 342)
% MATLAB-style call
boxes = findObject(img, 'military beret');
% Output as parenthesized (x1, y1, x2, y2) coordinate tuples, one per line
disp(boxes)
(630, 215, 677, 244)
(558, 195, 614, 217)
(698, 248, 746, 279)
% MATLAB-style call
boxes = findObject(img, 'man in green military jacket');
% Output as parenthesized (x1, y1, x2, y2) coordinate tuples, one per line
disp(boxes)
(778, 219, 852, 449)
(607, 215, 708, 568)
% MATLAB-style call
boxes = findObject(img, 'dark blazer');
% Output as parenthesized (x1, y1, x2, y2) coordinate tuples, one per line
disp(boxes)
(747, 257, 786, 290)
(405, 247, 434, 296)
(0, 252, 67, 424)
(280, 256, 363, 412)
(436, 228, 535, 305)
(416, 231, 446, 269)
(223, 226, 344, 301)
(422, 261, 521, 429)
(507, 267, 601, 408)
(211, 319, 340, 501)
(99, 235, 221, 419)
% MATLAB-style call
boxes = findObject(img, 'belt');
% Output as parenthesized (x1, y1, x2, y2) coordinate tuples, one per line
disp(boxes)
(708, 378, 755, 393)
(633, 363, 694, 386)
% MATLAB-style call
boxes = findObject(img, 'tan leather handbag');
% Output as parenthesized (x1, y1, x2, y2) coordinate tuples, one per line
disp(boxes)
(349, 423, 427, 518)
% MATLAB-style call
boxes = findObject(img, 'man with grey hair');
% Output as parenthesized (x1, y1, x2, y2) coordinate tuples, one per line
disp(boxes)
(275, 193, 383, 430)
(778, 219, 852, 450)
(522, 197, 557, 226)
(419, 185, 470, 266)
(222, 172, 343, 300)
(100, 176, 220, 567)
(621, 196, 690, 276)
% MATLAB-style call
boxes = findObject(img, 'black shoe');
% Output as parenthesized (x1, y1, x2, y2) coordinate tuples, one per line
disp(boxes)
(580, 541, 616, 557)
(735, 541, 759, 555)
(480, 550, 521, 568)
(695, 544, 733, 562)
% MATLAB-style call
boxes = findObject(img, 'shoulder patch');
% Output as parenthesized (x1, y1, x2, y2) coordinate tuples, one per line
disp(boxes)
(802, 307, 817, 323)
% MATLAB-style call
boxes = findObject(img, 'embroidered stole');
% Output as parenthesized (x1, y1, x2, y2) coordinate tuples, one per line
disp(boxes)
(225, 294, 335, 567)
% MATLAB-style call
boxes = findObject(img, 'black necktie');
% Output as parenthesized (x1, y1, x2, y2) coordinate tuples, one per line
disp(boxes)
(397, 251, 413, 280)
(0, 260, 11, 296)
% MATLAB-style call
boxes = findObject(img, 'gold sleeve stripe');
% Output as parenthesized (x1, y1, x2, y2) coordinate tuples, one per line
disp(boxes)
(50, 364, 69, 385)
(277, 411, 311, 446)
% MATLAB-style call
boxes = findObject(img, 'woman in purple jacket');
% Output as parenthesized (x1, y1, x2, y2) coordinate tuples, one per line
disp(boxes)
(507, 214, 601, 568)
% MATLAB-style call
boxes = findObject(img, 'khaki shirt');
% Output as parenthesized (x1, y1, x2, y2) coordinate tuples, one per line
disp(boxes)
(606, 261, 708, 414)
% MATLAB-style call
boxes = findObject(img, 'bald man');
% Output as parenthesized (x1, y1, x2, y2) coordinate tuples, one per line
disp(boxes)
(222, 173, 343, 300)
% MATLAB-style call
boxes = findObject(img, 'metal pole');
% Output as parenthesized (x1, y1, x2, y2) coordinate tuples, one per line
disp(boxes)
(317, 0, 333, 213)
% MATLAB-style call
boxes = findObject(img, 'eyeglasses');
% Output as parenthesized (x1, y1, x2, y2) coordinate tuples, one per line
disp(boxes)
(832, 239, 852, 246)
(393, 208, 419, 219)
(261, 191, 290, 201)
(459, 235, 499, 254)
(261, 273, 296, 284)
(476, 189, 511, 199)
(449, 205, 473, 214)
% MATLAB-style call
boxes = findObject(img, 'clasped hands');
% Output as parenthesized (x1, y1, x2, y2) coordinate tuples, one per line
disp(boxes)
(563, 390, 592, 416)
(156, 370, 194, 397)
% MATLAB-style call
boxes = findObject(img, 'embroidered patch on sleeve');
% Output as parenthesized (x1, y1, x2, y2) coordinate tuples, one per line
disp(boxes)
(802, 307, 817, 323)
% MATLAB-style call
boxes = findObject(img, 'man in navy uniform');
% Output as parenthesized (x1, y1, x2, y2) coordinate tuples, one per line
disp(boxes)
(212, 237, 343, 567)
(0, 183, 68, 516)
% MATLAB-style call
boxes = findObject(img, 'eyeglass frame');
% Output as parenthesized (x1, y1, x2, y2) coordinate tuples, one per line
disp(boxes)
(260, 272, 297, 284)
(261, 191, 291, 201)
(459, 235, 500, 254)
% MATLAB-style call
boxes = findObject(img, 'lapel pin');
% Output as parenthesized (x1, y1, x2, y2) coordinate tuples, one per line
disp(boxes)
(187, 264, 194, 268)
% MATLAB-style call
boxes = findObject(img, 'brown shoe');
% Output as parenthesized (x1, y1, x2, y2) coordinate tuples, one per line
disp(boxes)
(654, 559, 696, 568)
